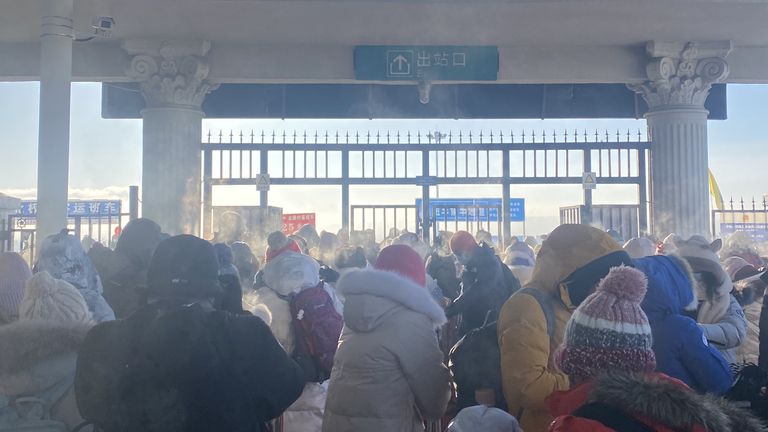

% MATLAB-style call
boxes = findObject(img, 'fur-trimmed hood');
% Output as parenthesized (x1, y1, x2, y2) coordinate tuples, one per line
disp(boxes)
(0, 320, 92, 375)
(549, 372, 767, 432)
(337, 268, 447, 331)
(634, 255, 698, 319)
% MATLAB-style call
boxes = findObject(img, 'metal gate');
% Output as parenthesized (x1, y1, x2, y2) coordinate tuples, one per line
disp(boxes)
(1, 187, 140, 259)
(560, 204, 641, 241)
(202, 129, 650, 247)
(711, 197, 768, 240)
(350, 205, 419, 242)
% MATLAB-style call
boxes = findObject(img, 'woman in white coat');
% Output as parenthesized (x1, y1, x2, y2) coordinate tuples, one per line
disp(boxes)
(0, 271, 94, 431)
(323, 244, 451, 432)
(247, 246, 341, 432)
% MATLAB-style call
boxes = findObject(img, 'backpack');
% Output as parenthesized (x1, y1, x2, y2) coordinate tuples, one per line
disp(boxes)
(0, 397, 68, 432)
(449, 287, 555, 412)
(726, 363, 768, 421)
(289, 282, 343, 382)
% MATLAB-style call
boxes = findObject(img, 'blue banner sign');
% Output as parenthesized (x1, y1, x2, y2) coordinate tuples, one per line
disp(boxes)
(416, 198, 525, 222)
(720, 223, 768, 241)
(19, 200, 122, 218)
(354, 46, 499, 81)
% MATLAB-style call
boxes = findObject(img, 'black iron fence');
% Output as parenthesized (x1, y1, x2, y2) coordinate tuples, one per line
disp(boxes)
(560, 204, 641, 242)
(712, 197, 768, 241)
(203, 128, 651, 246)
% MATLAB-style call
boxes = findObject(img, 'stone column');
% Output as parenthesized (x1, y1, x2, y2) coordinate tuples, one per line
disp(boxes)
(629, 41, 731, 239)
(125, 41, 217, 235)
(36, 0, 74, 242)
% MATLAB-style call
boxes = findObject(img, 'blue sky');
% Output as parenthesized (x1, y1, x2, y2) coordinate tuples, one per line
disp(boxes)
(0, 82, 766, 233)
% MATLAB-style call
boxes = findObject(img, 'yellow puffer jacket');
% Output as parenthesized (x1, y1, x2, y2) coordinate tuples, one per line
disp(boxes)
(497, 225, 623, 432)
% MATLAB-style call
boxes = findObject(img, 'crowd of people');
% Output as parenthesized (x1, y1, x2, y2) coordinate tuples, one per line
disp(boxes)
(1, 218, 768, 432)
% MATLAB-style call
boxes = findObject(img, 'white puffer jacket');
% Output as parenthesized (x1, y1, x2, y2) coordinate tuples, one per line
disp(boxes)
(247, 251, 341, 432)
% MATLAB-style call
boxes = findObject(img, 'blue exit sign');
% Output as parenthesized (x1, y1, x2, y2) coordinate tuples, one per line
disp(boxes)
(354, 46, 499, 81)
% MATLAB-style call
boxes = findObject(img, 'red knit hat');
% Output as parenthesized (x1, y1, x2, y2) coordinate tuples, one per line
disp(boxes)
(265, 231, 302, 263)
(375, 244, 426, 287)
(450, 231, 478, 255)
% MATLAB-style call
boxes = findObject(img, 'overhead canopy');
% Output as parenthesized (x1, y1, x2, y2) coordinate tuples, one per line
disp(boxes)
(1, 1, 768, 84)
(102, 82, 727, 120)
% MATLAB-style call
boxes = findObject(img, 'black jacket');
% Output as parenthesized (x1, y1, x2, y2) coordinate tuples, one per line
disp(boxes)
(446, 244, 520, 335)
(76, 303, 305, 432)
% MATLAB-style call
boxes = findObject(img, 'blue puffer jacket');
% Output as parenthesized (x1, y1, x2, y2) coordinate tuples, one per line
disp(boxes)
(634, 256, 732, 395)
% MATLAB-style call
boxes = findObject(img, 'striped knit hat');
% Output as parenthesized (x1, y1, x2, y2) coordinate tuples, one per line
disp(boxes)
(555, 265, 655, 382)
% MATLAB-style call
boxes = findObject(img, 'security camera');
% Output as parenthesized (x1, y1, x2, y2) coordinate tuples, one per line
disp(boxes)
(91, 16, 115, 37)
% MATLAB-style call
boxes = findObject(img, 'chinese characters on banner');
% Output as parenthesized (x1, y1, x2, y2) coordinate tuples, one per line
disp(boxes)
(282, 213, 316, 235)
(415, 50, 466, 68)
(19, 200, 121, 218)
(354, 46, 498, 81)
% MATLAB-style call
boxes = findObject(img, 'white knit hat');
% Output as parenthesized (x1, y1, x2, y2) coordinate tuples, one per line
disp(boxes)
(19, 271, 92, 323)
(447, 406, 522, 432)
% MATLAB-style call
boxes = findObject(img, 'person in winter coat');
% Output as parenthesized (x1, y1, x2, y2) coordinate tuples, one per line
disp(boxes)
(448, 231, 520, 336)
(265, 231, 303, 263)
(334, 246, 368, 276)
(252, 246, 341, 352)
(675, 235, 747, 363)
(323, 245, 452, 432)
(546, 265, 766, 432)
(392, 232, 445, 305)
(35, 230, 114, 322)
(0, 271, 94, 431)
(75, 235, 304, 432)
(723, 231, 765, 269)
(723, 256, 767, 364)
(623, 237, 655, 259)
(658, 233, 682, 255)
(211, 211, 247, 245)
(446, 405, 522, 432)
(250, 241, 342, 432)
(503, 241, 536, 285)
(89, 218, 164, 319)
(497, 224, 633, 432)
(634, 255, 732, 394)
(313, 231, 340, 266)
(0, 252, 32, 324)
(213, 243, 240, 278)
(296, 224, 321, 251)
(231, 241, 259, 290)
(426, 252, 461, 301)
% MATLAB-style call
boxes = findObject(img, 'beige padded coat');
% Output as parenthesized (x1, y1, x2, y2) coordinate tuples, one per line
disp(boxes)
(323, 269, 451, 432)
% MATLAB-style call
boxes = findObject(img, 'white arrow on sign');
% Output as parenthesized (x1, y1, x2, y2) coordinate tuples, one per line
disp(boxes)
(387, 50, 413, 76)
(393, 55, 408, 71)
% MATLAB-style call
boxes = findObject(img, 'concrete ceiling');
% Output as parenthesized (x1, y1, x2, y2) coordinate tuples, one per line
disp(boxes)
(2, 0, 768, 46)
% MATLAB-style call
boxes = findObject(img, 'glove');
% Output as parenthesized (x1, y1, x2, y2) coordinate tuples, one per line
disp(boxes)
(319, 266, 340, 284)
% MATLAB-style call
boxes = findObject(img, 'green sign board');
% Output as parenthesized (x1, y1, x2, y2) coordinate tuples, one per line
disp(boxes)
(354, 46, 499, 81)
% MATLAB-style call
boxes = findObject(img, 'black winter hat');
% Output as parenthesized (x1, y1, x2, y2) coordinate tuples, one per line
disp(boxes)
(147, 235, 222, 302)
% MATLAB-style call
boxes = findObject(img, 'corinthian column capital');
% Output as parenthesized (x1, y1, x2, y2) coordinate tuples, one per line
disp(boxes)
(628, 41, 731, 110)
(124, 40, 218, 110)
